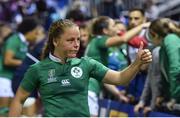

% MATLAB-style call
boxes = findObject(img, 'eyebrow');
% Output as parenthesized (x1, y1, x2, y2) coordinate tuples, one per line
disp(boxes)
(129, 17, 140, 19)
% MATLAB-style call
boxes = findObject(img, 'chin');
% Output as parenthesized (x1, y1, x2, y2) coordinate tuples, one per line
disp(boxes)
(67, 54, 77, 58)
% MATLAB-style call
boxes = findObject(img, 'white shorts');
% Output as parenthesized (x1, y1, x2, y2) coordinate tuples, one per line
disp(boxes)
(0, 77, 14, 97)
(88, 91, 99, 116)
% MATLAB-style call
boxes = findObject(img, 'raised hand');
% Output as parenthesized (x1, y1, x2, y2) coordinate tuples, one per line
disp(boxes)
(136, 41, 152, 65)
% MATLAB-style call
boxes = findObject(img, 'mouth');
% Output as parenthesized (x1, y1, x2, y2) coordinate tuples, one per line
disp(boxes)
(71, 50, 79, 53)
(68, 50, 79, 55)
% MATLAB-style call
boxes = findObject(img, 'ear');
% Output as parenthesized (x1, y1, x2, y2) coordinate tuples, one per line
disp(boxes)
(154, 33, 163, 42)
(103, 28, 108, 35)
(53, 39, 58, 47)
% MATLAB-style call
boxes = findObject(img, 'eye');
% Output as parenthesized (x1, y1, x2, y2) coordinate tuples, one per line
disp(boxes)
(135, 17, 139, 20)
(67, 38, 74, 42)
(77, 37, 80, 41)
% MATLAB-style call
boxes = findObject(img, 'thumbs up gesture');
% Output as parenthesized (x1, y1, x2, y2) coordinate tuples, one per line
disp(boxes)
(136, 41, 152, 65)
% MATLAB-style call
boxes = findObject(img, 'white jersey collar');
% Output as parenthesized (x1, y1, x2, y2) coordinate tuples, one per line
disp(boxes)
(18, 33, 29, 45)
(49, 53, 73, 63)
(49, 53, 62, 63)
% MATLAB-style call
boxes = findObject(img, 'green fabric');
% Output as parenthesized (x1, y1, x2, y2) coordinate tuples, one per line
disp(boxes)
(85, 35, 108, 65)
(20, 57, 108, 117)
(0, 107, 9, 116)
(0, 33, 28, 79)
(160, 34, 180, 102)
(0, 55, 2, 71)
(85, 35, 108, 95)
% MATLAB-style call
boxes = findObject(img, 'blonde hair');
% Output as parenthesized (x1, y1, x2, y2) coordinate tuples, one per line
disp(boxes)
(149, 18, 180, 38)
(42, 19, 77, 59)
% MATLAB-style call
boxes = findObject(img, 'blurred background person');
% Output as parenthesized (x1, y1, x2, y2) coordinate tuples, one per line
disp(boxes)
(77, 23, 90, 58)
(125, 8, 149, 104)
(108, 19, 129, 103)
(0, 17, 39, 116)
(148, 18, 180, 116)
(11, 25, 46, 116)
(134, 46, 161, 116)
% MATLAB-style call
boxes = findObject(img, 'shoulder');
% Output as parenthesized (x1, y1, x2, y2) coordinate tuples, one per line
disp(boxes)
(163, 34, 180, 49)
(81, 57, 97, 62)
(6, 33, 19, 42)
(73, 57, 100, 66)
(29, 58, 51, 69)
(164, 34, 180, 44)
(97, 35, 108, 41)
(71, 57, 93, 64)
(91, 35, 108, 41)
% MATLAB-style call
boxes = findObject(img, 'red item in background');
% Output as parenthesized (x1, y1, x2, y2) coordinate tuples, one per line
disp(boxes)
(128, 36, 148, 48)
(117, 31, 148, 48)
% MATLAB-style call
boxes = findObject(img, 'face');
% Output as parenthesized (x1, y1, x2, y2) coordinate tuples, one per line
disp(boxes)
(105, 18, 116, 36)
(128, 11, 145, 28)
(36, 26, 45, 41)
(115, 23, 126, 34)
(80, 28, 89, 47)
(26, 27, 39, 43)
(54, 26, 80, 58)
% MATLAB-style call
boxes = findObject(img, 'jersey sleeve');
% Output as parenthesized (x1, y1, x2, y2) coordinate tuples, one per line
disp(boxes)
(89, 58, 109, 81)
(96, 36, 108, 49)
(20, 65, 39, 93)
(5, 35, 19, 53)
(164, 34, 180, 100)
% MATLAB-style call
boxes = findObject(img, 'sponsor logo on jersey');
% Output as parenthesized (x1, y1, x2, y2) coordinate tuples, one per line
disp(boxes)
(61, 79, 71, 86)
(48, 69, 57, 83)
(20, 47, 28, 52)
(71, 67, 83, 78)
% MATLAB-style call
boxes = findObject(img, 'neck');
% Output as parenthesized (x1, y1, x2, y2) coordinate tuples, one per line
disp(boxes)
(53, 51, 66, 64)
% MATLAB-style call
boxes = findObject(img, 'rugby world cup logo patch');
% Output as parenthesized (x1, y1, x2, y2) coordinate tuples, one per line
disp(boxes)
(71, 67, 83, 78)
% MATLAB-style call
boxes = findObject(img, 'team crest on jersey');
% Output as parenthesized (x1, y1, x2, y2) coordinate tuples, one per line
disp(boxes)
(48, 69, 57, 83)
(71, 67, 83, 78)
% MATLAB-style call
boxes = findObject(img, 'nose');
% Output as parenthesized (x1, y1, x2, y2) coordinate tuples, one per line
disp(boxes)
(74, 39, 80, 49)
(131, 19, 136, 25)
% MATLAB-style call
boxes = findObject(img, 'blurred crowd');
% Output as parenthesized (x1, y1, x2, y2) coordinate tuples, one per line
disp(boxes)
(0, 0, 179, 117)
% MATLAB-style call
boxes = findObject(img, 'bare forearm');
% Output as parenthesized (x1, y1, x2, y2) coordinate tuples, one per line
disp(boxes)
(4, 59, 22, 67)
(4, 51, 22, 66)
(104, 84, 119, 96)
(118, 61, 141, 85)
(8, 98, 23, 116)
(121, 24, 144, 42)
(106, 24, 145, 47)
(103, 61, 141, 85)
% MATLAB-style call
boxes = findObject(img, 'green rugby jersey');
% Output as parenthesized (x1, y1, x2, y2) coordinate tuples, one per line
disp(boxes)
(0, 33, 28, 79)
(85, 35, 108, 65)
(20, 54, 109, 116)
(85, 35, 108, 95)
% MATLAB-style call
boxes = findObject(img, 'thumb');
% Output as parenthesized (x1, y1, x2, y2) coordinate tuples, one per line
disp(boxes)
(138, 41, 144, 52)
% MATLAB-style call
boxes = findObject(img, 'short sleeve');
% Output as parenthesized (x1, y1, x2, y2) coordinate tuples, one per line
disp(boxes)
(89, 58, 109, 81)
(20, 65, 39, 93)
(5, 35, 19, 53)
(96, 36, 108, 49)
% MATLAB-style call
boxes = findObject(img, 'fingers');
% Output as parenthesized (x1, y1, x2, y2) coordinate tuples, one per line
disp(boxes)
(142, 22, 151, 28)
(134, 104, 143, 113)
(141, 49, 152, 63)
(138, 41, 144, 52)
